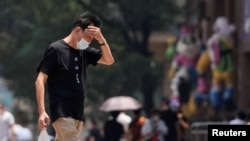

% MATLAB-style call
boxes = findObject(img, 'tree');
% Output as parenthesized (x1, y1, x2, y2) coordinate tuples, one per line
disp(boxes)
(0, 0, 83, 126)
(0, 0, 198, 123)
(77, 0, 179, 114)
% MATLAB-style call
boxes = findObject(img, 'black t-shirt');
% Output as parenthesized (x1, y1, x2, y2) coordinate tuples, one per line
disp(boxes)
(37, 39, 102, 123)
(104, 119, 124, 141)
(160, 109, 178, 140)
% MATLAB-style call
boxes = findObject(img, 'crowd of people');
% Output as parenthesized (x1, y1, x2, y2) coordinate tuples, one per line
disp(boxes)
(82, 96, 190, 141)
(2, 98, 250, 141)
(82, 97, 250, 141)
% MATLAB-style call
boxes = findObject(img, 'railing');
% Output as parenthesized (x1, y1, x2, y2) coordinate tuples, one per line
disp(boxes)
(189, 121, 228, 141)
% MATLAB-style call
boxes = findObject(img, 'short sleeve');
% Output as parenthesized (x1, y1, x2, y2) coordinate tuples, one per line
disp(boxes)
(36, 47, 59, 76)
(86, 47, 102, 66)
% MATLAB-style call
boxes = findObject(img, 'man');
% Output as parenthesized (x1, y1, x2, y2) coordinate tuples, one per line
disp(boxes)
(229, 111, 247, 125)
(103, 111, 124, 141)
(35, 12, 114, 141)
(176, 109, 190, 141)
(141, 108, 168, 141)
(117, 111, 132, 141)
(0, 103, 15, 141)
(159, 96, 178, 141)
(129, 108, 146, 141)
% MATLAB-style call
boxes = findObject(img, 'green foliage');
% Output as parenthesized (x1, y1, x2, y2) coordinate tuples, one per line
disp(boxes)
(77, 0, 178, 115)
(0, 0, 83, 123)
(0, 0, 197, 123)
(77, 0, 178, 56)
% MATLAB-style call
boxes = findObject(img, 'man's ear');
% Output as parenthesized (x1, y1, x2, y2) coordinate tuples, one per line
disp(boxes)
(74, 27, 83, 37)
(74, 27, 82, 32)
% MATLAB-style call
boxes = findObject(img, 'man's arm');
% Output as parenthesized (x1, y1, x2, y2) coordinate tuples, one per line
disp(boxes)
(97, 39, 114, 65)
(85, 26, 114, 65)
(35, 72, 50, 130)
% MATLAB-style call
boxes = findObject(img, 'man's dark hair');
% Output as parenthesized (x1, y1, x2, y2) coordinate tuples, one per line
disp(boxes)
(73, 12, 102, 30)
(161, 96, 170, 105)
(150, 108, 160, 116)
(237, 111, 246, 120)
(109, 111, 120, 119)
(133, 108, 142, 116)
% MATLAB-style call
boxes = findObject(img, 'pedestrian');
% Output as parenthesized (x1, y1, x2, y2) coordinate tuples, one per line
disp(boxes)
(103, 111, 124, 141)
(176, 109, 190, 141)
(35, 12, 114, 141)
(0, 103, 15, 141)
(229, 110, 247, 125)
(159, 96, 178, 141)
(13, 124, 33, 141)
(116, 111, 132, 141)
(86, 118, 103, 141)
(128, 108, 146, 141)
(141, 108, 168, 141)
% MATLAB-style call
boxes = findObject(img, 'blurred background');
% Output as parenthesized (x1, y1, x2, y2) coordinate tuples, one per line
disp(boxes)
(0, 0, 250, 140)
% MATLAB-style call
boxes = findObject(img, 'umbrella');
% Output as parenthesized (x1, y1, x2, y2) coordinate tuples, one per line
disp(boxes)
(99, 96, 142, 112)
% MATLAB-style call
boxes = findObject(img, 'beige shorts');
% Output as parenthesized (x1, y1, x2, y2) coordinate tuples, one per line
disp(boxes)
(52, 117, 83, 141)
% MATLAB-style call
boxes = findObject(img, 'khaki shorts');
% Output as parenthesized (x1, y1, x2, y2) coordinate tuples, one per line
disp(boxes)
(52, 117, 83, 141)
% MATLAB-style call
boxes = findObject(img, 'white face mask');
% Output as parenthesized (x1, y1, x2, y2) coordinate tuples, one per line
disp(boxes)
(77, 38, 89, 50)
(76, 31, 89, 50)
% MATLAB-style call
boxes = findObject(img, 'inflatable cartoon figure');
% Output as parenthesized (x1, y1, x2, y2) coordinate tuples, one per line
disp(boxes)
(194, 17, 211, 107)
(196, 17, 236, 110)
(165, 36, 177, 62)
(168, 26, 200, 111)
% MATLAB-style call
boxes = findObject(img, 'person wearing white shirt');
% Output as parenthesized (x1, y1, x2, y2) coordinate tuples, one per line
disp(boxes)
(13, 124, 33, 141)
(0, 103, 15, 141)
(141, 109, 168, 141)
(117, 112, 132, 141)
(229, 111, 247, 125)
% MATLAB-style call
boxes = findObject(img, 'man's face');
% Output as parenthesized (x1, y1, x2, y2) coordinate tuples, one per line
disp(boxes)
(81, 29, 94, 43)
(151, 113, 160, 122)
(76, 23, 95, 43)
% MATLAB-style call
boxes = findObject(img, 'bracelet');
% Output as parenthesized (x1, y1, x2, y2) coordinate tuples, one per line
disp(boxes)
(99, 42, 106, 46)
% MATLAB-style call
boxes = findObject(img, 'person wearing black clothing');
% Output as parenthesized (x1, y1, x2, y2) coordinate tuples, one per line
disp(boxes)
(86, 118, 103, 141)
(160, 96, 178, 141)
(103, 111, 124, 141)
(35, 12, 114, 141)
(176, 110, 190, 141)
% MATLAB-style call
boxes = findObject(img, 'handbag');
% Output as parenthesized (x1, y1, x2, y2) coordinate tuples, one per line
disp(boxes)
(38, 128, 50, 141)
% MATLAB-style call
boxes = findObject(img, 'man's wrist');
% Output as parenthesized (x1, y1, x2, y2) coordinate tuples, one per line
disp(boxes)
(99, 42, 106, 46)
(98, 39, 106, 46)
(39, 108, 46, 114)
